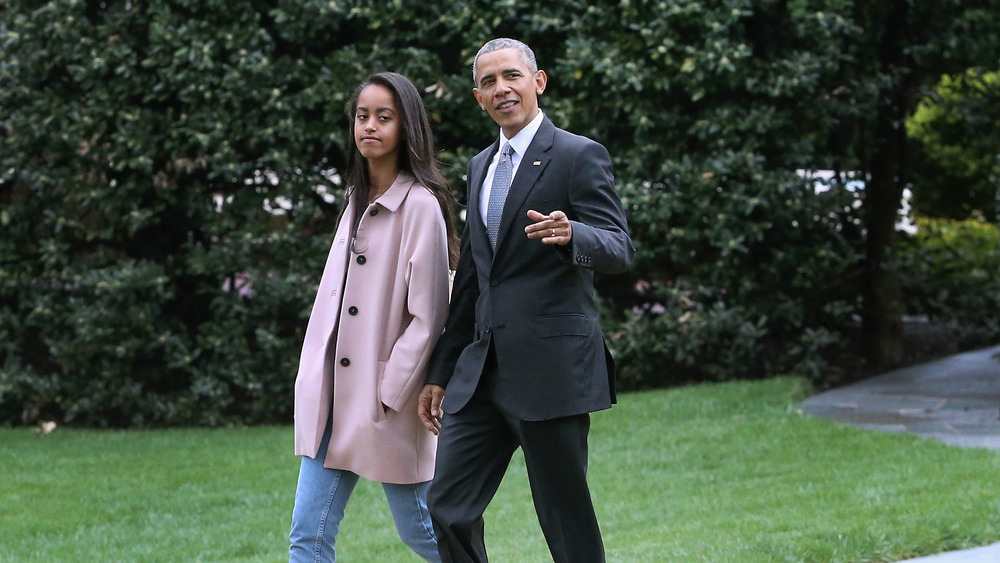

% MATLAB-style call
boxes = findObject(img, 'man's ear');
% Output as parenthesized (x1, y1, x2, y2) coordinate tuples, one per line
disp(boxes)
(534, 70, 548, 95)
(473, 88, 486, 110)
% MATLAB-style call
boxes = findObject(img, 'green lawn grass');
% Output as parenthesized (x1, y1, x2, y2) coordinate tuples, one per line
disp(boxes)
(2, 377, 998, 562)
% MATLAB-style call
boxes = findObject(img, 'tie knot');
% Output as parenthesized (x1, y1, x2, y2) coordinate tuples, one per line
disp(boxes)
(501, 142, 512, 158)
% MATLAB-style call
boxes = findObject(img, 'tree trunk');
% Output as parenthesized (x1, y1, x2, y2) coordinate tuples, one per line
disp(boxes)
(860, 0, 909, 369)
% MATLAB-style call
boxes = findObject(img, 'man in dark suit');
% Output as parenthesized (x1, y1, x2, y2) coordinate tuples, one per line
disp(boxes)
(418, 37, 634, 563)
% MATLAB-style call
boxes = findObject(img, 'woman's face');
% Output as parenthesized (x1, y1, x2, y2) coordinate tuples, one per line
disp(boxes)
(354, 84, 401, 166)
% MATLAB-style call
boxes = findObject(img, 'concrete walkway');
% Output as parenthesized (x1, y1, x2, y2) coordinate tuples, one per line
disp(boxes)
(800, 344, 1000, 562)
(899, 542, 1000, 562)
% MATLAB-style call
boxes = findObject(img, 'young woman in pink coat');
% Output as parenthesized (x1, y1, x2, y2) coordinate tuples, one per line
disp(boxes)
(289, 72, 457, 563)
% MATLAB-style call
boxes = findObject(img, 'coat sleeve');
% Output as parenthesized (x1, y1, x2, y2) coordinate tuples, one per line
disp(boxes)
(377, 191, 451, 412)
(425, 209, 478, 389)
(562, 139, 635, 274)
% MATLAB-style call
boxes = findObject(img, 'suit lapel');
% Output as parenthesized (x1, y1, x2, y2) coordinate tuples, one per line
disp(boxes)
(493, 118, 555, 252)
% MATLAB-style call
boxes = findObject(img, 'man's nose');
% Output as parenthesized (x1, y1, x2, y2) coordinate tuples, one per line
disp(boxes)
(494, 78, 511, 95)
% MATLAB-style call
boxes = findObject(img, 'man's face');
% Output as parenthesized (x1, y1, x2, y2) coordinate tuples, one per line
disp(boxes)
(473, 48, 547, 139)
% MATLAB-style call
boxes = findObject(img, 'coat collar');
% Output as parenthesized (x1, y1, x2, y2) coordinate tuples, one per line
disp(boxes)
(371, 172, 416, 213)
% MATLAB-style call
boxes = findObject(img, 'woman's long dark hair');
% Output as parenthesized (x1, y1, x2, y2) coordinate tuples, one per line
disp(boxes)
(343, 72, 459, 268)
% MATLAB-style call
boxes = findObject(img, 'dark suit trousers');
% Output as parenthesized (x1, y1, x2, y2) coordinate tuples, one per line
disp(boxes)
(428, 345, 606, 563)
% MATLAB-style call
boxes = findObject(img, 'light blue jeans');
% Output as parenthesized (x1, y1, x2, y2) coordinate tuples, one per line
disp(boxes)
(288, 422, 440, 562)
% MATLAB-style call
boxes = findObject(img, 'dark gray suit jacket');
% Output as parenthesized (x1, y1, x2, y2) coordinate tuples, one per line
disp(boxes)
(426, 116, 634, 421)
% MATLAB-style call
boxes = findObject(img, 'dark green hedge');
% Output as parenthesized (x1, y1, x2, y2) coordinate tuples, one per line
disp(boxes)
(897, 217, 1000, 347)
(2, 0, 998, 426)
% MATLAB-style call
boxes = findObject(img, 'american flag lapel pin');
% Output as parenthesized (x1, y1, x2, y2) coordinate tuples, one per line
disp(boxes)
(532, 160, 541, 166)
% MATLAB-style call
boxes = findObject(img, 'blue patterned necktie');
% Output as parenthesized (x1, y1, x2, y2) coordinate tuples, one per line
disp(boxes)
(486, 142, 513, 249)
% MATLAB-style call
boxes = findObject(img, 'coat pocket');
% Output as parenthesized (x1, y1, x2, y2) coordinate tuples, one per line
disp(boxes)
(532, 313, 592, 338)
(374, 360, 390, 422)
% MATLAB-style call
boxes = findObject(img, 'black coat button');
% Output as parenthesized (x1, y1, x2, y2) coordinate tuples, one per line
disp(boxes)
(348, 306, 358, 315)
(356, 255, 366, 264)
(490, 280, 499, 287)
(369, 208, 378, 216)
(340, 358, 350, 367)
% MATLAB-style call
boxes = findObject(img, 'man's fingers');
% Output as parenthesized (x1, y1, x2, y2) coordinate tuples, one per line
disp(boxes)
(526, 209, 547, 222)
(419, 409, 440, 435)
(431, 389, 443, 418)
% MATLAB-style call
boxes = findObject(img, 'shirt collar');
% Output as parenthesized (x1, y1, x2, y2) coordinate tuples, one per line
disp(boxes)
(500, 109, 545, 157)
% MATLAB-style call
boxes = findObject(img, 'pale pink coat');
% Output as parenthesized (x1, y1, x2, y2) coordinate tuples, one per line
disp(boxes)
(293, 173, 450, 484)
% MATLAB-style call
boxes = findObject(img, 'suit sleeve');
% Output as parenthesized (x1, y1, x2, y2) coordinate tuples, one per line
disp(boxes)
(425, 211, 478, 389)
(563, 139, 634, 274)
(378, 192, 451, 412)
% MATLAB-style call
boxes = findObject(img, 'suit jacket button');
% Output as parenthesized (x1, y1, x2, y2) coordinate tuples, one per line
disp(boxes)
(348, 306, 358, 315)
(340, 358, 350, 367)
(490, 280, 499, 287)
(356, 255, 366, 265)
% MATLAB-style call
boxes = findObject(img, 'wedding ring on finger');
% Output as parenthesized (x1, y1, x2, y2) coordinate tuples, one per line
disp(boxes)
(551, 229, 556, 237)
